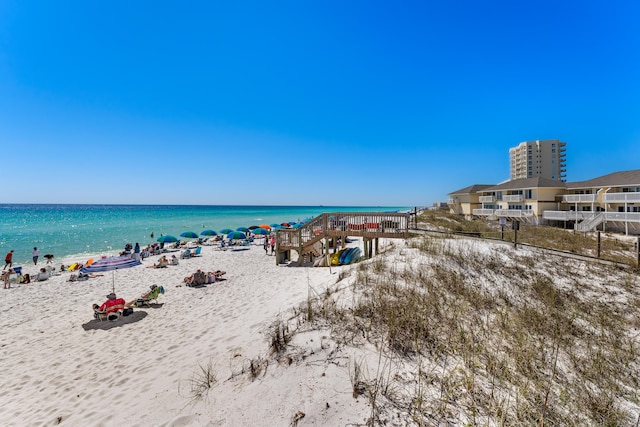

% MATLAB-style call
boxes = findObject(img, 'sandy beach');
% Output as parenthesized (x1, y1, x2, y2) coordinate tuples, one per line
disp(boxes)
(0, 240, 370, 426)
(2, 228, 640, 426)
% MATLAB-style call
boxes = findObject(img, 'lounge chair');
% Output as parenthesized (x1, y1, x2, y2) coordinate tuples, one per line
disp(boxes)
(190, 247, 202, 257)
(180, 249, 191, 259)
(134, 285, 165, 307)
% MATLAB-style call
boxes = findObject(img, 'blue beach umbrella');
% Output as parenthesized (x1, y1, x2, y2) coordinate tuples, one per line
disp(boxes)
(227, 231, 246, 240)
(220, 228, 234, 235)
(180, 231, 199, 239)
(157, 235, 179, 243)
(236, 227, 250, 233)
(270, 223, 280, 228)
(248, 225, 260, 230)
(252, 228, 269, 235)
(200, 229, 218, 236)
(81, 255, 142, 294)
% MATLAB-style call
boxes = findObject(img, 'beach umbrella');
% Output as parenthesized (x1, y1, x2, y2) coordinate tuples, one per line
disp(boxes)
(180, 231, 199, 239)
(157, 235, 178, 243)
(200, 229, 218, 236)
(248, 225, 260, 230)
(252, 228, 270, 235)
(269, 223, 280, 228)
(258, 224, 271, 230)
(271, 224, 283, 229)
(227, 231, 246, 240)
(80, 256, 142, 293)
(236, 227, 250, 233)
(281, 222, 290, 227)
(220, 228, 234, 234)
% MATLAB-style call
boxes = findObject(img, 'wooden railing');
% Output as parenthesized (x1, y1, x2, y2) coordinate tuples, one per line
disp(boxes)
(276, 212, 409, 255)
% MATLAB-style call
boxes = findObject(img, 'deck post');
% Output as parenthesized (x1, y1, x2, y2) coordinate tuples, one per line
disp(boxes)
(597, 231, 601, 258)
(375, 238, 379, 255)
(298, 228, 303, 266)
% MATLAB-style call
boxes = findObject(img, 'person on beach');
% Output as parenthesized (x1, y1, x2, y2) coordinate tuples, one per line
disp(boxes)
(44, 254, 54, 264)
(2, 269, 13, 289)
(4, 250, 14, 270)
(134, 243, 140, 254)
(92, 293, 127, 320)
(147, 256, 169, 269)
(270, 236, 276, 255)
(126, 284, 165, 307)
(263, 237, 268, 254)
(32, 247, 40, 265)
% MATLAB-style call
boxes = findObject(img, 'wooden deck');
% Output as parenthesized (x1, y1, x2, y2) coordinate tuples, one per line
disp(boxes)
(275, 212, 409, 262)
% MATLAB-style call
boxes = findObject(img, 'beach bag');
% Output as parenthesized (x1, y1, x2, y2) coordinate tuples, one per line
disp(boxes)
(122, 307, 134, 316)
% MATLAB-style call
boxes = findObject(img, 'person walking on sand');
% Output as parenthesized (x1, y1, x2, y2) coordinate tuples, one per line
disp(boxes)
(32, 247, 40, 265)
(263, 237, 269, 255)
(270, 236, 276, 255)
(4, 250, 14, 270)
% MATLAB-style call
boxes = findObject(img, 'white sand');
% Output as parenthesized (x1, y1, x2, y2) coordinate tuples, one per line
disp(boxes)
(0, 241, 370, 426)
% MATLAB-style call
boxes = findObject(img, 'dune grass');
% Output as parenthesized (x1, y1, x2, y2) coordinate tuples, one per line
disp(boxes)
(417, 210, 639, 266)
(272, 234, 640, 426)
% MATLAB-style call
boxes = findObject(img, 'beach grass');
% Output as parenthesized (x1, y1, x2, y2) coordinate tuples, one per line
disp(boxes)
(268, 233, 640, 425)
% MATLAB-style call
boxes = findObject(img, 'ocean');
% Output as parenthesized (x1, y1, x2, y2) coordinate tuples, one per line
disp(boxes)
(0, 204, 410, 264)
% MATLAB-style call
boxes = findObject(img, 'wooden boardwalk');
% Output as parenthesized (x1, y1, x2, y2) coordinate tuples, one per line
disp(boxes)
(275, 211, 410, 264)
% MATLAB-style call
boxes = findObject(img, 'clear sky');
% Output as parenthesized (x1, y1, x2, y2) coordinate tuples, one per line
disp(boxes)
(1, 1, 638, 206)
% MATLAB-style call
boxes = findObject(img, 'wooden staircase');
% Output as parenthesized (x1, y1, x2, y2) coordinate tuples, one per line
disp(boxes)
(275, 211, 409, 263)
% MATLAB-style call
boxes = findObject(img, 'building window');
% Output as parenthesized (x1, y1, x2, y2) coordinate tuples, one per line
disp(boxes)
(525, 189, 532, 199)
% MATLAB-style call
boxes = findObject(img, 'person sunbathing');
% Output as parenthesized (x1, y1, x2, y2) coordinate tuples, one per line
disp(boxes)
(126, 284, 164, 307)
(184, 269, 207, 286)
(147, 255, 169, 268)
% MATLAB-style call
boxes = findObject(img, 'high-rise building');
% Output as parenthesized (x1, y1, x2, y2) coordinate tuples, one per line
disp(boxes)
(509, 139, 566, 182)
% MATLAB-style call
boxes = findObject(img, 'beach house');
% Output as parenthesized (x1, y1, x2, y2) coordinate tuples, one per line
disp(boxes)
(449, 169, 640, 234)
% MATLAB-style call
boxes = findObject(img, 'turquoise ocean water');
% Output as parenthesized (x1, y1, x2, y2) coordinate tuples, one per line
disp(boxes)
(0, 204, 409, 264)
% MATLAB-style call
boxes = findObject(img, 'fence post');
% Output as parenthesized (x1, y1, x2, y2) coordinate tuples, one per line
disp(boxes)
(597, 231, 601, 259)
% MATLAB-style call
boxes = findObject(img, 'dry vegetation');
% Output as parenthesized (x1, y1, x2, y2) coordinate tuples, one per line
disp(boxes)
(417, 210, 639, 266)
(264, 232, 640, 426)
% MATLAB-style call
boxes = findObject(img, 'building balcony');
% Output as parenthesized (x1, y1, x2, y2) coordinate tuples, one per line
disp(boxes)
(543, 211, 589, 221)
(473, 209, 495, 216)
(479, 195, 495, 203)
(604, 212, 640, 222)
(563, 194, 596, 203)
(495, 209, 534, 218)
(447, 198, 456, 205)
(502, 195, 523, 202)
(603, 192, 640, 203)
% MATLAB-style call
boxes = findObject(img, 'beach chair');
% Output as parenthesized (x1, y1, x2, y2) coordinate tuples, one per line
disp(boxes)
(134, 285, 165, 307)
(93, 306, 122, 322)
(190, 247, 202, 257)
(180, 249, 191, 259)
(93, 297, 127, 321)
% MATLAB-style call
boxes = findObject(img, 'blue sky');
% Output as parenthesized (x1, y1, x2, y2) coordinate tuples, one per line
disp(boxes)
(1, 1, 638, 206)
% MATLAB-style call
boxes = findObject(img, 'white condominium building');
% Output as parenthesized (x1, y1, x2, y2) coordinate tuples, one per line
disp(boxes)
(509, 139, 566, 182)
